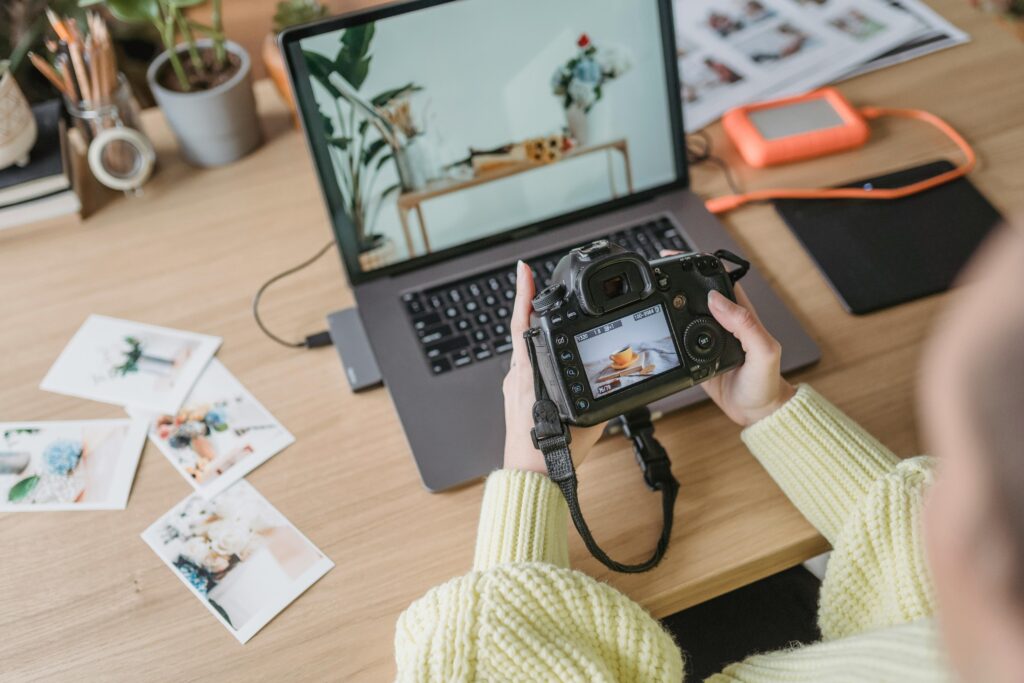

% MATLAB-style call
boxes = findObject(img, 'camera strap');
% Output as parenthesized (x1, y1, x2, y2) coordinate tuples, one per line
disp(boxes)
(525, 330, 679, 573)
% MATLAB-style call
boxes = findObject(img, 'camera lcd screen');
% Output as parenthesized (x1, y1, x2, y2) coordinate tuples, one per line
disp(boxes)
(574, 304, 681, 398)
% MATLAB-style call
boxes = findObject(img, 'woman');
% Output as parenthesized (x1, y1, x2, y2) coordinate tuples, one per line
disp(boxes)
(395, 228, 1024, 682)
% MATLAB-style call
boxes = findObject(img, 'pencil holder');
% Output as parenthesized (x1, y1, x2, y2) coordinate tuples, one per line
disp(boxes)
(64, 76, 156, 195)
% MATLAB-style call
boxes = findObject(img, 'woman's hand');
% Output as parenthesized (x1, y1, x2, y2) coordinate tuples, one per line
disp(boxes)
(663, 250, 795, 427)
(503, 261, 605, 475)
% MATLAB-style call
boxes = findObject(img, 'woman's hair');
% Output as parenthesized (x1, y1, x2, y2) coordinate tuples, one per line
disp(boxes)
(968, 229, 1024, 602)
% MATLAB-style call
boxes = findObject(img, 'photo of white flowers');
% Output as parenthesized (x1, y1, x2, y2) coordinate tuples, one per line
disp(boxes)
(0, 419, 148, 510)
(41, 315, 222, 413)
(142, 480, 333, 644)
(133, 359, 294, 499)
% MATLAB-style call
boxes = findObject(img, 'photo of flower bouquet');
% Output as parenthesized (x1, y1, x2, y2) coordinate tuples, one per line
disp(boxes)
(551, 33, 632, 145)
(138, 359, 294, 498)
(0, 420, 148, 510)
(142, 480, 333, 644)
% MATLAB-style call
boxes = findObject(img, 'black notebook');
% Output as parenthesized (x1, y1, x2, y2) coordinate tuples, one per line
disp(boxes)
(0, 99, 70, 207)
(774, 160, 1003, 315)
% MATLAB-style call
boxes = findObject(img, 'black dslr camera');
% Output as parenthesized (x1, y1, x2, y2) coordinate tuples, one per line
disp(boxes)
(526, 240, 750, 427)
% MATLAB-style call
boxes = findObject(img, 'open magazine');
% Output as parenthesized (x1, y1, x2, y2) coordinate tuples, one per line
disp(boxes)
(675, 0, 969, 131)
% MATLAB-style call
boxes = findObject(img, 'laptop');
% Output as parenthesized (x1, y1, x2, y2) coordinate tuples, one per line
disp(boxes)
(281, 0, 820, 491)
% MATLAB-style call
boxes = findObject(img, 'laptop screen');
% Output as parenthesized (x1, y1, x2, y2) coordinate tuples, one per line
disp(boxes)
(288, 0, 682, 281)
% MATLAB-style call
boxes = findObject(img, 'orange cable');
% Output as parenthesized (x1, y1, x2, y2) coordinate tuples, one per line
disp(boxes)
(704, 107, 977, 214)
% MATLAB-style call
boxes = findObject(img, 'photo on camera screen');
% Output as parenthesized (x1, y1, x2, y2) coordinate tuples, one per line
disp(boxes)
(574, 304, 681, 398)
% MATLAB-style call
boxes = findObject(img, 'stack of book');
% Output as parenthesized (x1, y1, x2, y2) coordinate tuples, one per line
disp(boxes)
(0, 99, 81, 231)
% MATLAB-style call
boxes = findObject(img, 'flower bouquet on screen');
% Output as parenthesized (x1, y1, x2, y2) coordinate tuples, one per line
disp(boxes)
(551, 33, 633, 146)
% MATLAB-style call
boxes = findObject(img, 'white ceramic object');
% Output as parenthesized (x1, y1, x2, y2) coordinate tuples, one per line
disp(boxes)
(0, 66, 37, 171)
(565, 102, 610, 148)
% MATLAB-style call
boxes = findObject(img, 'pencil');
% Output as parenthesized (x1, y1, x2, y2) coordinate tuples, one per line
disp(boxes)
(28, 52, 67, 95)
(46, 9, 71, 42)
(68, 40, 92, 105)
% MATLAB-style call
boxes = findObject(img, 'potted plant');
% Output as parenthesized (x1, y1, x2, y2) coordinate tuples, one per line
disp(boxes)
(550, 33, 631, 147)
(0, 60, 37, 171)
(264, 0, 326, 118)
(81, 0, 262, 167)
(303, 24, 425, 269)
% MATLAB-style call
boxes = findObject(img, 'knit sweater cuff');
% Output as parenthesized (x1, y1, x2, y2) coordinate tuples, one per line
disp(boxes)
(741, 384, 900, 544)
(473, 469, 569, 571)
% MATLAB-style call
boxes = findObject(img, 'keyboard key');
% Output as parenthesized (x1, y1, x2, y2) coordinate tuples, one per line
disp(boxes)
(452, 349, 473, 368)
(465, 300, 479, 313)
(456, 318, 472, 332)
(484, 294, 498, 307)
(419, 324, 452, 345)
(473, 344, 493, 361)
(504, 289, 515, 301)
(495, 339, 514, 354)
(448, 288, 462, 303)
(488, 277, 501, 291)
(428, 294, 444, 309)
(425, 335, 469, 359)
(496, 306, 510, 319)
(492, 323, 508, 337)
(412, 312, 441, 331)
(431, 358, 452, 375)
(405, 298, 424, 315)
(505, 271, 517, 285)
(476, 312, 492, 325)
(472, 329, 489, 343)
(444, 306, 460, 319)
(469, 282, 482, 297)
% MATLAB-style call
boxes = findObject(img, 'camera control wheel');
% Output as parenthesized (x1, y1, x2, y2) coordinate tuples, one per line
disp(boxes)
(682, 317, 724, 365)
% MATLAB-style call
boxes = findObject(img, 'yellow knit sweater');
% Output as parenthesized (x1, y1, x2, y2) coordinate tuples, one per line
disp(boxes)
(395, 385, 950, 681)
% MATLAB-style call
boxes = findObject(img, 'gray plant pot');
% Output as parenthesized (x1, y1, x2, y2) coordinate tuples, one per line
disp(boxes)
(147, 40, 262, 167)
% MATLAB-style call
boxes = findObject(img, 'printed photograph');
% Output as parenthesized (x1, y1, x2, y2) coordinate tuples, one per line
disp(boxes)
(40, 315, 222, 414)
(681, 56, 745, 105)
(734, 22, 820, 64)
(829, 10, 887, 41)
(142, 480, 333, 644)
(574, 304, 681, 398)
(137, 359, 294, 499)
(704, 0, 777, 39)
(0, 420, 148, 510)
(300, 0, 678, 272)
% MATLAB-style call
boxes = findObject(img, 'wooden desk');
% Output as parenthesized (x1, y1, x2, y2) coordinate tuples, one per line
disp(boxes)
(396, 139, 634, 257)
(1, 2, 1022, 679)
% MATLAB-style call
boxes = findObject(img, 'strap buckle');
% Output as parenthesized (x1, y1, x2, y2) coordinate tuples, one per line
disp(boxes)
(618, 409, 673, 491)
(530, 399, 572, 451)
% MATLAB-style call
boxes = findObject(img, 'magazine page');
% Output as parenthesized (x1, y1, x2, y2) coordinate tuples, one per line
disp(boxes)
(842, 0, 969, 79)
(676, 0, 922, 131)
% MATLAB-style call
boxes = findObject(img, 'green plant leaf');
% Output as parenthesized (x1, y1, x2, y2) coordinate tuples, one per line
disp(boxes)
(374, 153, 393, 171)
(8, 475, 39, 502)
(328, 136, 352, 150)
(303, 50, 342, 99)
(370, 83, 423, 108)
(166, 0, 205, 7)
(362, 138, 389, 167)
(334, 24, 374, 90)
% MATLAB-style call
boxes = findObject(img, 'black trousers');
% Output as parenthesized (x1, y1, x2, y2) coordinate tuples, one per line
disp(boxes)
(661, 565, 822, 681)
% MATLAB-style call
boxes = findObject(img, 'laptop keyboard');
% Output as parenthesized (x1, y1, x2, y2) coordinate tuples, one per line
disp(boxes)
(401, 217, 691, 375)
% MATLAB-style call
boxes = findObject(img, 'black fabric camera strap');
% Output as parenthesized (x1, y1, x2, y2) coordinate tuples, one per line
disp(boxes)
(525, 331, 679, 573)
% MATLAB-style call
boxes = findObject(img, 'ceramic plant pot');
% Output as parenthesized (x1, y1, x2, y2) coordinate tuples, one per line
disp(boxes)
(0, 65, 38, 171)
(147, 40, 263, 167)
(565, 102, 610, 148)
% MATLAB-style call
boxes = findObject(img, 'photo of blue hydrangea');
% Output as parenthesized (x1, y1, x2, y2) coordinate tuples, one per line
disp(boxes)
(0, 420, 148, 510)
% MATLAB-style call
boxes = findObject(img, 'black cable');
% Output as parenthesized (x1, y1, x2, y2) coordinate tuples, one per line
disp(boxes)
(686, 131, 743, 196)
(252, 240, 336, 349)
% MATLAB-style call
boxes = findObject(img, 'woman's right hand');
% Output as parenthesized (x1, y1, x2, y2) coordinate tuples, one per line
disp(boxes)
(663, 250, 794, 427)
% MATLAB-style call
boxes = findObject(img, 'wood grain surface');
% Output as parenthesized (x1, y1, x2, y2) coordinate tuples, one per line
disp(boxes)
(1, 1, 1022, 679)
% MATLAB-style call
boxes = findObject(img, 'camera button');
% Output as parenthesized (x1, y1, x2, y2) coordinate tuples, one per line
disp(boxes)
(570, 383, 585, 396)
(574, 398, 591, 412)
(672, 294, 686, 310)
(558, 350, 575, 363)
(564, 366, 580, 379)
(555, 333, 569, 347)
(566, 310, 578, 321)
(550, 313, 564, 326)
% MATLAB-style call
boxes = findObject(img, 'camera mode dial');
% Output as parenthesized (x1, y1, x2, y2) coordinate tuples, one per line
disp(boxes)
(532, 282, 566, 312)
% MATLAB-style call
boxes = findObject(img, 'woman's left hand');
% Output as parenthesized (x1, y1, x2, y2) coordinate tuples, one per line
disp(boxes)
(503, 261, 605, 475)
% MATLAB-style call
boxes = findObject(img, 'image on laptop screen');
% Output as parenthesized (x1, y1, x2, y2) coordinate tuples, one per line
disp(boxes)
(296, 0, 678, 275)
